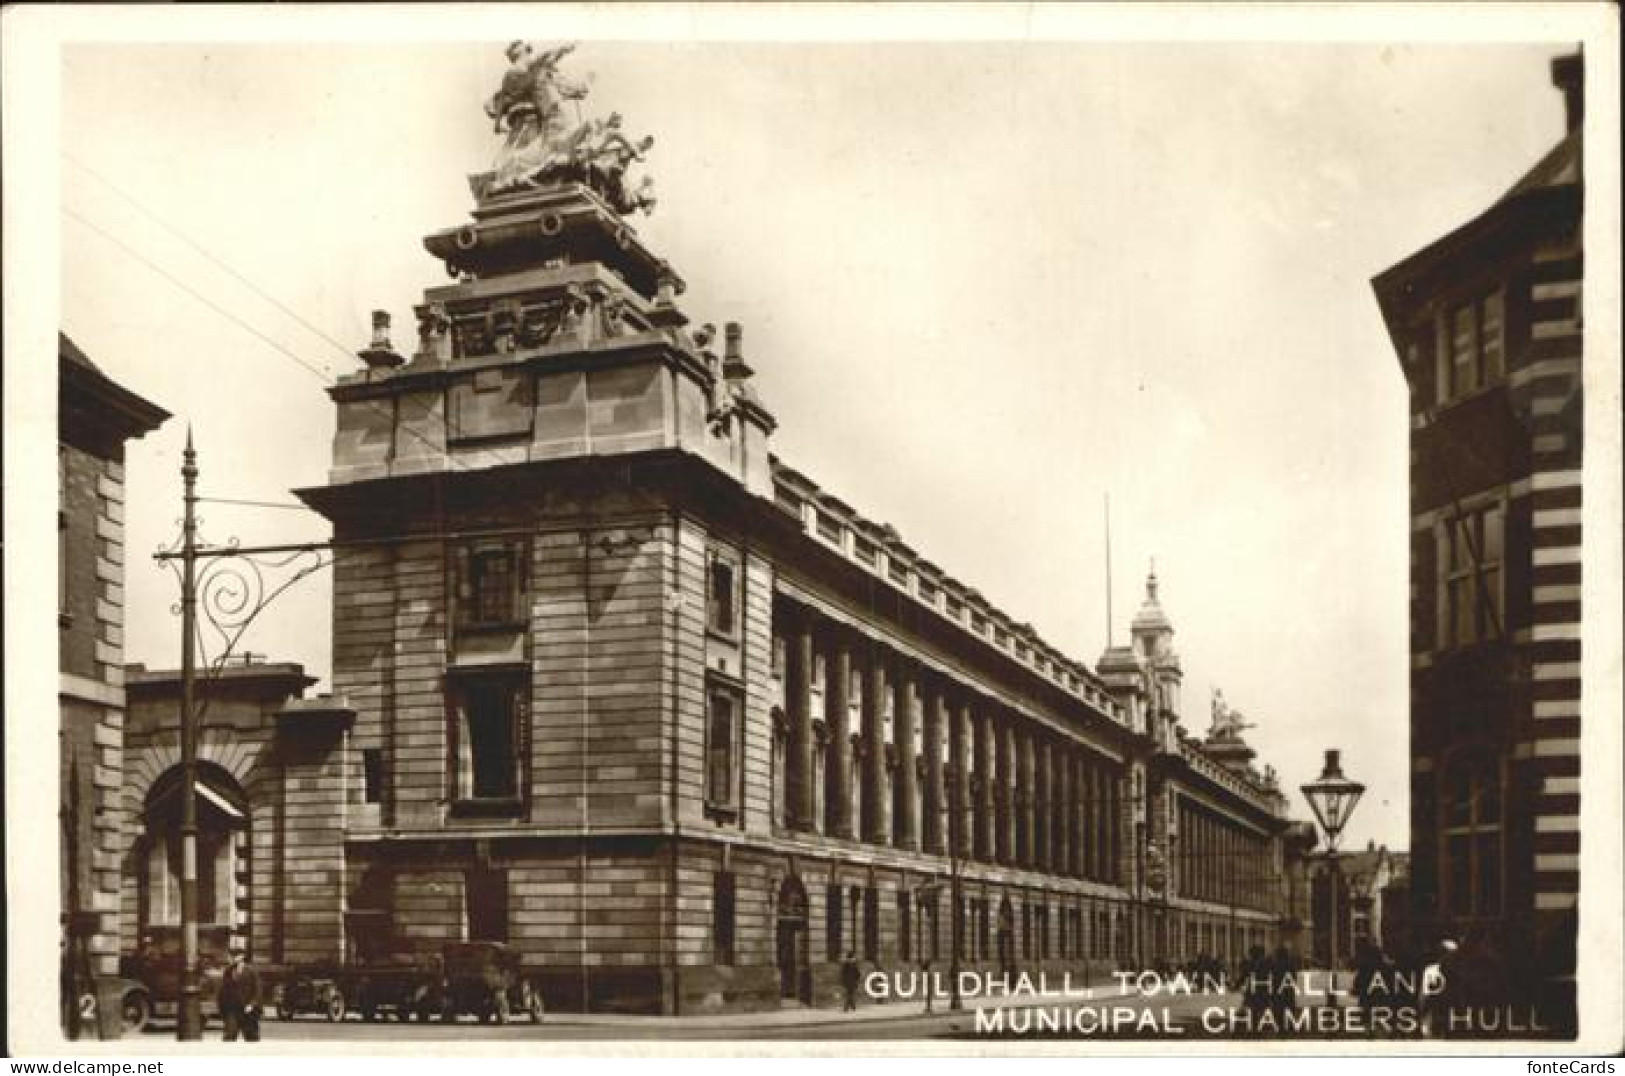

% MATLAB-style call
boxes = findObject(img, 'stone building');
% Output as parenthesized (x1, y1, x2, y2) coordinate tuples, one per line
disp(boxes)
(59, 333, 168, 1037)
(118, 658, 360, 973)
(1372, 52, 1584, 1034)
(266, 47, 1303, 1013)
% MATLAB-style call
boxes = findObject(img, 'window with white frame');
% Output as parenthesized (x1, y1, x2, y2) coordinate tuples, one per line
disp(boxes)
(1438, 501, 1504, 649)
(1435, 289, 1505, 404)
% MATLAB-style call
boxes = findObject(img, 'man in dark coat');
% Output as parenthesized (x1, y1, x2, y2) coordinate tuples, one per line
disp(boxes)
(218, 947, 262, 1042)
(840, 951, 861, 1012)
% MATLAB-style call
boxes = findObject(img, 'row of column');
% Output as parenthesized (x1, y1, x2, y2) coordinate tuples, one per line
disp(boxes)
(1177, 803, 1270, 910)
(780, 606, 1126, 884)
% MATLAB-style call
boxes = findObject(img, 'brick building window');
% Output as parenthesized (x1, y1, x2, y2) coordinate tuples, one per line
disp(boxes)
(448, 672, 525, 810)
(1438, 502, 1504, 649)
(714, 871, 737, 965)
(1435, 289, 1505, 404)
(362, 748, 384, 804)
(454, 538, 528, 630)
(707, 551, 737, 636)
(1441, 755, 1503, 918)
(705, 681, 742, 813)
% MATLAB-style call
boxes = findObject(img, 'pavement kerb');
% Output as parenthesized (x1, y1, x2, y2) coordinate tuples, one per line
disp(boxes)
(535, 983, 1159, 1032)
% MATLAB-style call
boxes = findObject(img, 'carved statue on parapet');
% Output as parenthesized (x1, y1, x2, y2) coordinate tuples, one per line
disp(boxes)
(479, 41, 658, 216)
(1208, 687, 1254, 741)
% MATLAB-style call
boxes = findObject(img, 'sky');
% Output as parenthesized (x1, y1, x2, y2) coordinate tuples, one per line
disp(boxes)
(34, 13, 1594, 855)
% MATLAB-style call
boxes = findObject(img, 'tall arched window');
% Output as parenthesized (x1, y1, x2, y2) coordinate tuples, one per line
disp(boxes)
(140, 764, 248, 932)
(1440, 753, 1503, 918)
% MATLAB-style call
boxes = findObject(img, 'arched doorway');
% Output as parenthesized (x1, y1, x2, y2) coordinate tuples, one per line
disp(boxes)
(775, 875, 810, 1003)
(137, 763, 249, 951)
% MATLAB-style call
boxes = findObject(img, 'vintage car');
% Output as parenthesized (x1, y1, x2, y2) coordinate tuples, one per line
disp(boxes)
(117, 926, 228, 1027)
(440, 942, 544, 1024)
(276, 961, 349, 1022)
(348, 952, 447, 1023)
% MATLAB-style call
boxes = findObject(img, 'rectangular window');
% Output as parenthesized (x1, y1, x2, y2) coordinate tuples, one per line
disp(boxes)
(863, 888, 880, 963)
(362, 748, 384, 805)
(1439, 502, 1504, 649)
(449, 673, 524, 808)
(707, 552, 738, 636)
(971, 612, 988, 634)
(713, 872, 737, 965)
(465, 867, 509, 943)
(1436, 289, 1507, 404)
(827, 883, 844, 961)
(455, 539, 527, 631)
(854, 538, 878, 567)
(705, 682, 742, 812)
(815, 511, 843, 543)
(945, 595, 964, 620)
(917, 578, 938, 605)
(887, 559, 909, 587)
(898, 891, 913, 962)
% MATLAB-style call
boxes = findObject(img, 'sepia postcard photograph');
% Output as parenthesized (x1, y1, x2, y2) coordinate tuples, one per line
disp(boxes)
(4, 2, 1621, 1061)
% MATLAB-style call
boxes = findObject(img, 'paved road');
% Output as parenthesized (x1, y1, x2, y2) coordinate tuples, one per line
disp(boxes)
(132, 989, 1269, 1043)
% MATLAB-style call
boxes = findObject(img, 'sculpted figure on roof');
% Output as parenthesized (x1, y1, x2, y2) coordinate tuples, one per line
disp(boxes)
(479, 41, 657, 215)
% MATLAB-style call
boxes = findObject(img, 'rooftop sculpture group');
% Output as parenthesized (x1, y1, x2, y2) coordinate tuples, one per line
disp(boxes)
(479, 41, 657, 215)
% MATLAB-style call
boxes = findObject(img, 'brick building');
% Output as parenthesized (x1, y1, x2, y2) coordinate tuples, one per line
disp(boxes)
(1372, 52, 1584, 1034)
(59, 333, 168, 1037)
(225, 53, 1312, 1014)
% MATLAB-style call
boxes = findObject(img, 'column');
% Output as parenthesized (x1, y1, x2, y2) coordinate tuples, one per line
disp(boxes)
(1058, 747, 1074, 878)
(1087, 760, 1103, 882)
(894, 661, 919, 851)
(974, 707, 995, 862)
(788, 613, 815, 831)
(922, 678, 945, 855)
(862, 648, 888, 844)
(950, 695, 972, 858)
(1019, 728, 1037, 868)
(1035, 737, 1051, 873)
(827, 632, 854, 839)
(995, 718, 1014, 865)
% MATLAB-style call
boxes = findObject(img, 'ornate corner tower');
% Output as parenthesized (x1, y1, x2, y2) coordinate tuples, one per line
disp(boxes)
(293, 43, 780, 1010)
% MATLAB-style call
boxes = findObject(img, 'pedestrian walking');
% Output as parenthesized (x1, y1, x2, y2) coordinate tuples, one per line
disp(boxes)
(1420, 937, 1457, 1039)
(840, 950, 861, 1012)
(219, 946, 262, 1042)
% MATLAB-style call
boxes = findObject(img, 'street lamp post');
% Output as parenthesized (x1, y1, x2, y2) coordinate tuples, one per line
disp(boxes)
(176, 432, 203, 1042)
(1300, 749, 1365, 1008)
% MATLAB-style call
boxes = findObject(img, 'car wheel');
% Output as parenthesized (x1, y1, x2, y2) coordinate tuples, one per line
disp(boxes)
(120, 992, 152, 1035)
(327, 989, 347, 1023)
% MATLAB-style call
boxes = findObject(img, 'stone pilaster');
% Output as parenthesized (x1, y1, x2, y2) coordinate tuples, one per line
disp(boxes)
(826, 632, 854, 839)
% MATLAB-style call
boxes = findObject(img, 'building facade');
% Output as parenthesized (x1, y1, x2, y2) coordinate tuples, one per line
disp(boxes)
(251, 50, 1307, 1013)
(59, 333, 169, 1037)
(1372, 53, 1583, 1035)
